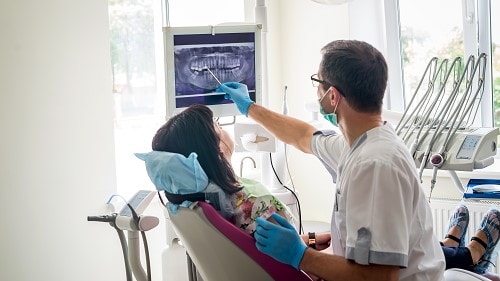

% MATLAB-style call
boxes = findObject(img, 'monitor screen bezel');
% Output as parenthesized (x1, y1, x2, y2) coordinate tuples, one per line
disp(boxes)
(163, 24, 263, 118)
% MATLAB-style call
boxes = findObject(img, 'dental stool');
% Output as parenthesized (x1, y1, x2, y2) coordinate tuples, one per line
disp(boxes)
(167, 201, 313, 281)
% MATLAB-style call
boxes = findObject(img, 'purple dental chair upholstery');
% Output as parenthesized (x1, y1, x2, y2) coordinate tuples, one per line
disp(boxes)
(167, 201, 313, 281)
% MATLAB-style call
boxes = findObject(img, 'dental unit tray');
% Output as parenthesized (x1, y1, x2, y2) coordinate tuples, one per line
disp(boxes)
(464, 179, 500, 199)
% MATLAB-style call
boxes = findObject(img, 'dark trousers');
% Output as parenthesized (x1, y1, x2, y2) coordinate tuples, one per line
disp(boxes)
(442, 245, 475, 271)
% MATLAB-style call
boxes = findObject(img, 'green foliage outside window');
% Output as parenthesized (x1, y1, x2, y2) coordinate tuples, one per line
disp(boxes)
(108, 0, 155, 94)
(402, 27, 500, 129)
(494, 77, 500, 127)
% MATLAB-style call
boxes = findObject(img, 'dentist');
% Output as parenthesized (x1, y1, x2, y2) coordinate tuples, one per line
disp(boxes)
(216, 40, 445, 281)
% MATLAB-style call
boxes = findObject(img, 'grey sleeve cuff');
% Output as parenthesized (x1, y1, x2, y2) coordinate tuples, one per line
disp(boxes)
(345, 227, 408, 268)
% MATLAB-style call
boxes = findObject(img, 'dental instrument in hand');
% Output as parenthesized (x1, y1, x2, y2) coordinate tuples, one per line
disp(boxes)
(205, 66, 222, 85)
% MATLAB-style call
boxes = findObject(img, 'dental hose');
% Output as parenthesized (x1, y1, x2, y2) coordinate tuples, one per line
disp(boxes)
(89, 198, 152, 281)
(269, 152, 303, 234)
(141, 230, 152, 281)
(429, 167, 438, 203)
(128, 203, 152, 281)
(116, 227, 133, 281)
(87, 214, 133, 281)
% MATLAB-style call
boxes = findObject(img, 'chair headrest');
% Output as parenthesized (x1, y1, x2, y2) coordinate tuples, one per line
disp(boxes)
(135, 151, 235, 218)
(135, 151, 208, 194)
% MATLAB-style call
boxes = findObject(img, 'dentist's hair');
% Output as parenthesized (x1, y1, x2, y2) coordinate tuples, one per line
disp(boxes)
(152, 104, 242, 194)
(320, 40, 388, 114)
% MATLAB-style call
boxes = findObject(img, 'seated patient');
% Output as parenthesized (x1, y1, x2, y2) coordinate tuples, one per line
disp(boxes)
(137, 104, 295, 235)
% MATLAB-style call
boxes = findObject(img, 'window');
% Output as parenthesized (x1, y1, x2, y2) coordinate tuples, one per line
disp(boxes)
(108, 0, 244, 197)
(398, 0, 463, 105)
(492, 0, 500, 127)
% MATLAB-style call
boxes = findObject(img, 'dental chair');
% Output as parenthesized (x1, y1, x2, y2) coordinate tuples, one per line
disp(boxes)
(138, 151, 491, 281)
(444, 268, 490, 281)
(167, 201, 495, 281)
(167, 201, 313, 281)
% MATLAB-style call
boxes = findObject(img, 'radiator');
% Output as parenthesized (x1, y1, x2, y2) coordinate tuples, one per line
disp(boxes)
(430, 199, 500, 274)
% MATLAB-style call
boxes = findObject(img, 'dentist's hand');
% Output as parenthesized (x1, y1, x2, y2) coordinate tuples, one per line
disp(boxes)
(216, 82, 254, 116)
(255, 213, 307, 270)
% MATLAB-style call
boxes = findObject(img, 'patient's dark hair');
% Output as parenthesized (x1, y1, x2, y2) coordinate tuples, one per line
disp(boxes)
(152, 104, 242, 194)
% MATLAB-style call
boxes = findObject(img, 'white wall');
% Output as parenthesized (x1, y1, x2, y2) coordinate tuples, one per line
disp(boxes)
(266, 0, 350, 223)
(0, 1, 122, 280)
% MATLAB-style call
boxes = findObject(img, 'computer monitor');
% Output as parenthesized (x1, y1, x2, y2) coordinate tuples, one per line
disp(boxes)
(163, 24, 263, 118)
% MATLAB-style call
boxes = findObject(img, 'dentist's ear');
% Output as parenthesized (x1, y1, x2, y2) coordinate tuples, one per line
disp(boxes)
(326, 87, 336, 106)
(330, 87, 342, 106)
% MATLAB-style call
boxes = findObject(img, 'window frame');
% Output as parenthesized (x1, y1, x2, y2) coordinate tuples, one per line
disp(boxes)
(384, 0, 495, 129)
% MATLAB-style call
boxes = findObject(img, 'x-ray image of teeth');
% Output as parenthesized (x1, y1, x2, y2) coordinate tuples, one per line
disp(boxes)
(174, 44, 256, 95)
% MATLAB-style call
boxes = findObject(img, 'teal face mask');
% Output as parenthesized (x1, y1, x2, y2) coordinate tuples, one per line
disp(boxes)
(320, 107, 338, 126)
(318, 88, 339, 127)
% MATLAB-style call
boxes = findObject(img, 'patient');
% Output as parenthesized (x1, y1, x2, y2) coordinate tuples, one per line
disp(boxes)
(442, 205, 500, 280)
(139, 104, 295, 235)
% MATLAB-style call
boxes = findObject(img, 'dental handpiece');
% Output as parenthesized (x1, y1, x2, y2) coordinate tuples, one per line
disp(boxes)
(204, 66, 222, 85)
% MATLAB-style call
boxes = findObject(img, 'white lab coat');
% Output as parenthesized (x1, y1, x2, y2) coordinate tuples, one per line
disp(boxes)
(311, 124, 445, 281)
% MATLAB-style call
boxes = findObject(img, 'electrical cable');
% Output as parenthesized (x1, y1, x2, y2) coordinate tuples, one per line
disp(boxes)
(283, 143, 296, 192)
(157, 191, 167, 207)
(269, 152, 303, 234)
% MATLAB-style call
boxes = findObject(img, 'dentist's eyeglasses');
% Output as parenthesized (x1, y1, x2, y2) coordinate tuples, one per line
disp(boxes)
(310, 74, 331, 88)
(310, 74, 345, 97)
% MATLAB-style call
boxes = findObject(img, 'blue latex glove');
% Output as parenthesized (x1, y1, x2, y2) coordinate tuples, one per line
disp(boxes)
(254, 213, 307, 270)
(216, 82, 254, 116)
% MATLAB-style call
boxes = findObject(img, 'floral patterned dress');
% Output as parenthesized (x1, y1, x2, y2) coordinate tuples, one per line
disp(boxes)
(230, 177, 295, 235)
